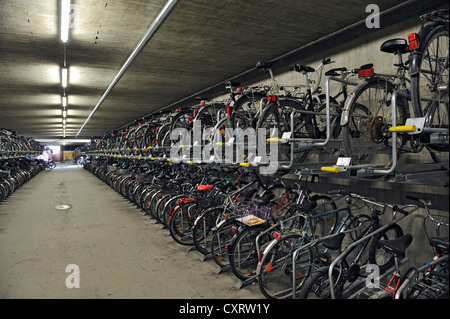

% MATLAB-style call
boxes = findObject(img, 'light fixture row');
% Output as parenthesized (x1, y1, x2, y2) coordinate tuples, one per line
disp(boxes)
(61, 0, 71, 138)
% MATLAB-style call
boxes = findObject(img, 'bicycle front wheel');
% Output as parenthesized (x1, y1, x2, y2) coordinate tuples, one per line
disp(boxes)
(297, 266, 344, 299)
(341, 78, 407, 167)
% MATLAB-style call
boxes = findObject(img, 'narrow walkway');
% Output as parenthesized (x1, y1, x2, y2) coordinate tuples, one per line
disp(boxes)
(0, 163, 263, 299)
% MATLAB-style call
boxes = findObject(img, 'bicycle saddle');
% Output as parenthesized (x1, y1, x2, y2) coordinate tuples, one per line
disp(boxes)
(224, 80, 241, 88)
(292, 200, 318, 214)
(256, 60, 276, 70)
(378, 233, 413, 258)
(321, 232, 345, 251)
(429, 236, 449, 252)
(252, 193, 275, 206)
(380, 38, 409, 54)
(197, 184, 214, 191)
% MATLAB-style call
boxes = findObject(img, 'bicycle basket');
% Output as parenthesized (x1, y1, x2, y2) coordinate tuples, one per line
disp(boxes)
(229, 201, 271, 226)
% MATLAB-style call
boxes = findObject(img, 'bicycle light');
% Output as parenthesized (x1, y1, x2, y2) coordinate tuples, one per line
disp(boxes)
(358, 68, 374, 78)
(408, 33, 419, 50)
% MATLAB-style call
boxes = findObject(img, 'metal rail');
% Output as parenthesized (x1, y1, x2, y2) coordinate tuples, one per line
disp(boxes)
(76, 0, 180, 137)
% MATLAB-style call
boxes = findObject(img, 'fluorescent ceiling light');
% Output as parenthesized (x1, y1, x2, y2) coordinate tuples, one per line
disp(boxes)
(61, 0, 70, 43)
(62, 110, 67, 118)
(61, 68, 68, 88)
(62, 96, 67, 107)
(63, 118, 67, 125)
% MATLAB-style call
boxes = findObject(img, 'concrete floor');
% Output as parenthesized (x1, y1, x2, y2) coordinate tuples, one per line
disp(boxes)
(0, 163, 263, 299)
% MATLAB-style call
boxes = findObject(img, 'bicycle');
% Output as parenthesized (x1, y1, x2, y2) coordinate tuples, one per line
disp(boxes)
(226, 177, 337, 285)
(395, 195, 449, 299)
(45, 160, 56, 171)
(295, 191, 419, 299)
(210, 180, 302, 271)
(255, 58, 337, 163)
(407, 9, 449, 164)
(339, 38, 412, 169)
(256, 191, 368, 299)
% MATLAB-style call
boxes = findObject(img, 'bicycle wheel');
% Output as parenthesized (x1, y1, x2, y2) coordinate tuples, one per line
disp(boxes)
(168, 201, 197, 245)
(341, 78, 407, 167)
(210, 219, 236, 268)
(231, 92, 267, 130)
(228, 225, 270, 281)
(410, 23, 449, 155)
(258, 234, 314, 299)
(309, 195, 339, 238)
(192, 206, 224, 255)
(369, 223, 404, 273)
(257, 99, 313, 163)
(297, 265, 344, 299)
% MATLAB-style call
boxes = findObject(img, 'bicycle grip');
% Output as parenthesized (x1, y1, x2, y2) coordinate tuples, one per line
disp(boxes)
(393, 205, 409, 216)
(405, 195, 421, 202)
(328, 189, 348, 196)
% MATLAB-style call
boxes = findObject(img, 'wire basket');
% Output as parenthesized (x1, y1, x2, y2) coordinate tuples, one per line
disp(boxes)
(230, 201, 271, 226)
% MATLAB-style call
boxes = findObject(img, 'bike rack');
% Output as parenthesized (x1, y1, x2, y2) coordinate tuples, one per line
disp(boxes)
(327, 203, 419, 299)
(277, 76, 359, 170)
(320, 89, 449, 180)
(394, 254, 449, 299)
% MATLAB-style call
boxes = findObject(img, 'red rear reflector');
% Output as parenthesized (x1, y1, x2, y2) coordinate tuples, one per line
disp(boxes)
(231, 226, 238, 233)
(188, 116, 193, 121)
(193, 110, 198, 117)
(225, 244, 230, 253)
(177, 108, 181, 112)
(268, 95, 278, 102)
(258, 253, 264, 262)
(236, 87, 242, 93)
(358, 68, 374, 78)
(200, 101, 205, 106)
(226, 106, 232, 116)
(408, 33, 419, 50)
(273, 231, 281, 241)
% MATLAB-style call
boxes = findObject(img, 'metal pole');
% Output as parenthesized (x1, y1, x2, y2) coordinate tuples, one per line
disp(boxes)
(76, 0, 180, 137)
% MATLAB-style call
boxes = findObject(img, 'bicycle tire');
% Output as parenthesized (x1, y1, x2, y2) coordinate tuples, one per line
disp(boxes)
(227, 224, 270, 281)
(297, 265, 344, 299)
(410, 23, 449, 154)
(258, 234, 314, 299)
(309, 195, 339, 238)
(192, 206, 224, 255)
(231, 92, 267, 130)
(210, 219, 236, 268)
(341, 77, 407, 167)
(168, 201, 198, 245)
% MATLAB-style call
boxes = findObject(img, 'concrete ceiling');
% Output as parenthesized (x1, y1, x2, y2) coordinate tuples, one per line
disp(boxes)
(0, 0, 446, 144)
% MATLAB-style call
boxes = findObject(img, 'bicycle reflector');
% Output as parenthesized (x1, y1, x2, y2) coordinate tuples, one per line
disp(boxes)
(358, 68, 374, 78)
(226, 106, 232, 116)
(408, 33, 419, 50)
(268, 95, 278, 102)
(273, 231, 281, 241)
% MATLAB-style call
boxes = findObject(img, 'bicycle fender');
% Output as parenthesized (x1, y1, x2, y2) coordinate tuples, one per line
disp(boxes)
(340, 92, 356, 126)
(255, 238, 280, 275)
(408, 52, 420, 76)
